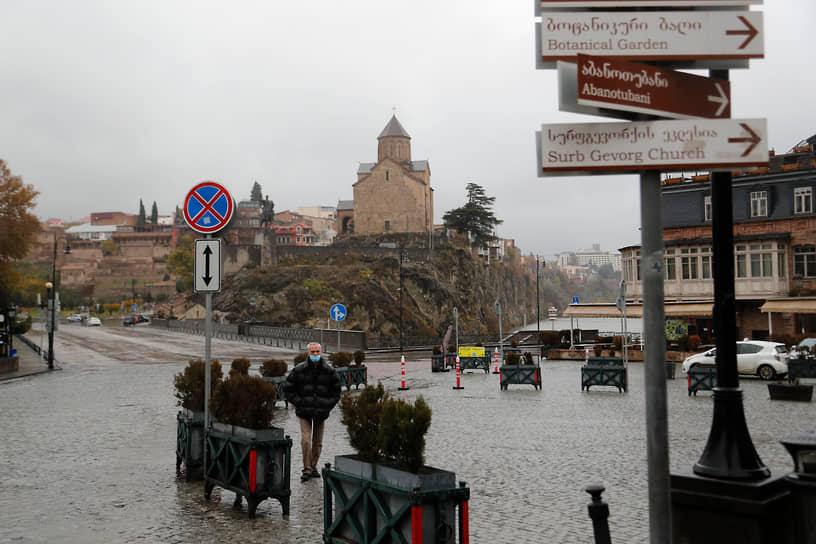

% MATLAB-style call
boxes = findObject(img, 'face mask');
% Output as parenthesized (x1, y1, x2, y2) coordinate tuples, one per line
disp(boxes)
(309, 355, 321, 362)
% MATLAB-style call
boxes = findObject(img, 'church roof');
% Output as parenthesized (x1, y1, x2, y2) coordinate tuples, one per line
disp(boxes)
(357, 160, 428, 174)
(337, 200, 354, 211)
(377, 115, 411, 139)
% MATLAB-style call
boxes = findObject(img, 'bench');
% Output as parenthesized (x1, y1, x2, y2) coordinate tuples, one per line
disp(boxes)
(581, 357, 627, 393)
(687, 364, 717, 396)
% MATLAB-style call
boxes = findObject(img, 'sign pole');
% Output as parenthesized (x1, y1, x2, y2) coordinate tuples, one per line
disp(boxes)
(203, 234, 213, 475)
(640, 170, 670, 544)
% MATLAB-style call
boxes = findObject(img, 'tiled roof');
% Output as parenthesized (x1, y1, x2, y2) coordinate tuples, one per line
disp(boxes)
(337, 200, 354, 211)
(358, 162, 375, 174)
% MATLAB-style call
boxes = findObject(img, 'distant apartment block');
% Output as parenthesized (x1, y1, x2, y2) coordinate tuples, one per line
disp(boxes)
(556, 244, 622, 271)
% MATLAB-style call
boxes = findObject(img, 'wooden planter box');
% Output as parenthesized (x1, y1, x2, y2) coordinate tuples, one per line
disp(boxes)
(666, 362, 677, 380)
(262, 376, 289, 407)
(788, 359, 816, 382)
(457, 356, 490, 374)
(687, 364, 717, 396)
(768, 382, 813, 402)
(204, 421, 293, 518)
(581, 357, 627, 393)
(431, 353, 456, 372)
(176, 408, 205, 481)
(324, 454, 470, 544)
(499, 364, 542, 390)
(335, 366, 368, 390)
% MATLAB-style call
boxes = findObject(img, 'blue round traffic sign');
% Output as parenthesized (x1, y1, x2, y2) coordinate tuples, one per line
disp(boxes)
(330, 303, 347, 322)
(183, 181, 235, 234)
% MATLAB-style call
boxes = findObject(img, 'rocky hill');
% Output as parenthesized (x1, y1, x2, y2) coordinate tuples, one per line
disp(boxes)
(213, 238, 536, 341)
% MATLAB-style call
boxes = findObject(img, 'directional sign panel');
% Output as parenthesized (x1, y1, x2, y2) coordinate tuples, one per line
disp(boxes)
(537, 11, 763, 68)
(184, 181, 235, 234)
(538, 0, 761, 12)
(194, 239, 221, 293)
(330, 303, 347, 322)
(536, 118, 767, 176)
(559, 54, 731, 120)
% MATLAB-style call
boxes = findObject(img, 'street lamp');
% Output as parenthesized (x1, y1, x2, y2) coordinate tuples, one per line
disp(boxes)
(46, 232, 71, 370)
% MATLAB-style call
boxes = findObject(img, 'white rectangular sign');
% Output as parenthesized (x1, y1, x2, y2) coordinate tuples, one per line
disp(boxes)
(537, 0, 762, 12)
(194, 239, 221, 293)
(536, 118, 768, 176)
(537, 10, 763, 68)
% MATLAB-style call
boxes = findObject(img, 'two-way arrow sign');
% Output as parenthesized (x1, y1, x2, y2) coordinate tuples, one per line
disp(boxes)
(194, 239, 221, 293)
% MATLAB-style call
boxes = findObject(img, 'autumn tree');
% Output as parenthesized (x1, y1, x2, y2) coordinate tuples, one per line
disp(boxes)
(0, 160, 40, 307)
(167, 235, 194, 292)
(442, 182, 503, 249)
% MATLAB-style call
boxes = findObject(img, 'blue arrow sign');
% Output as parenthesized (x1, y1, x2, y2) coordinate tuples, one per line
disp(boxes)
(330, 303, 347, 322)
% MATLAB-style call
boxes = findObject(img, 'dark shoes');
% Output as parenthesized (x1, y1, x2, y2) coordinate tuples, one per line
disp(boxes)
(301, 469, 320, 482)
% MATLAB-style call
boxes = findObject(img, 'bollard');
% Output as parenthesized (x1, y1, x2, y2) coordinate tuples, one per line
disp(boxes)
(398, 355, 409, 391)
(453, 356, 464, 390)
(585, 484, 612, 544)
(492, 347, 500, 374)
(585, 347, 589, 364)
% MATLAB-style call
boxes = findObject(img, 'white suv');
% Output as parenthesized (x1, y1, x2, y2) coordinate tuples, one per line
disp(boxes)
(682, 340, 789, 381)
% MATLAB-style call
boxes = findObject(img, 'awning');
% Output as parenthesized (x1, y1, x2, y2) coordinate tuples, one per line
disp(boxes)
(564, 302, 713, 318)
(760, 298, 816, 314)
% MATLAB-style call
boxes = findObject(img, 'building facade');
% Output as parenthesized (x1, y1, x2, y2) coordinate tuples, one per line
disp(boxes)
(352, 115, 433, 235)
(620, 136, 816, 340)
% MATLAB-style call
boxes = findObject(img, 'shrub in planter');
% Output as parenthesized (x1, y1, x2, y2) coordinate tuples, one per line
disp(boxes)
(613, 336, 623, 350)
(210, 374, 278, 429)
(447, 344, 456, 353)
(174, 359, 224, 411)
(432, 345, 442, 355)
(523, 352, 533, 364)
(505, 351, 521, 366)
(510, 339, 519, 348)
(329, 351, 352, 367)
(352, 349, 366, 366)
(607, 349, 616, 357)
(593, 345, 603, 357)
(294, 352, 307, 365)
(260, 359, 288, 378)
(340, 383, 388, 461)
(230, 357, 251, 377)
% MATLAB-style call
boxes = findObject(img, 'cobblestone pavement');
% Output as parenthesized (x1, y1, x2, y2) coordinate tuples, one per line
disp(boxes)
(1, 325, 813, 543)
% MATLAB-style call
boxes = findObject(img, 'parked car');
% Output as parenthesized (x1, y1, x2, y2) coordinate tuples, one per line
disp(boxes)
(682, 340, 789, 380)
(790, 337, 816, 359)
(67, 314, 84, 323)
(122, 315, 149, 326)
(86, 317, 102, 326)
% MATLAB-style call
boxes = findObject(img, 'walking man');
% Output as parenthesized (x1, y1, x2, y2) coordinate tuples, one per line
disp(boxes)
(286, 342, 342, 482)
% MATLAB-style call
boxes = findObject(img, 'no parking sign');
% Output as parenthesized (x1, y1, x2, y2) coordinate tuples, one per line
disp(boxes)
(183, 181, 235, 234)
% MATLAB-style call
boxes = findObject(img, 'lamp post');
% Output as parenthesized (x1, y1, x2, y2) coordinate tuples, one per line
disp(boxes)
(536, 257, 541, 346)
(46, 232, 71, 370)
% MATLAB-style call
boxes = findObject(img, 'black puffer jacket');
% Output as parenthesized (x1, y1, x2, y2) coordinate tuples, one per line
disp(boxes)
(285, 357, 342, 421)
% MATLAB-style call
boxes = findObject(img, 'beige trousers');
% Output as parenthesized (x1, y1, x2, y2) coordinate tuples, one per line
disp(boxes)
(299, 417, 326, 474)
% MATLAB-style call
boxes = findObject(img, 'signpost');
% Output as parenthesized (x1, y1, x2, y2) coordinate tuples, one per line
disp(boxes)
(182, 181, 234, 456)
(537, 118, 767, 176)
(537, 10, 763, 68)
(194, 239, 222, 293)
(330, 303, 346, 353)
(559, 54, 731, 120)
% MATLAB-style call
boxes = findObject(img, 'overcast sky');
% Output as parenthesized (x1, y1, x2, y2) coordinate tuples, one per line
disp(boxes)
(1, 1, 813, 257)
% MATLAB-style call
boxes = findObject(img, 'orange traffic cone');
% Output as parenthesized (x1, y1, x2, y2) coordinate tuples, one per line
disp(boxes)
(453, 356, 464, 390)
(492, 347, 500, 374)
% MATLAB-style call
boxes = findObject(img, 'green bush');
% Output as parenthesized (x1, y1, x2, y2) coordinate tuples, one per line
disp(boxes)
(447, 344, 456, 353)
(377, 396, 431, 473)
(340, 383, 388, 461)
(537, 330, 560, 346)
(11, 315, 31, 334)
(329, 351, 352, 368)
(294, 352, 307, 365)
(210, 374, 277, 429)
(260, 359, 288, 377)
(173, 359, 223, 411)
(353, 350, 366, 366)
(522, 352, 533, 364)
(505, 352, 521, 365)
(593, 345, 603, 357)
(230, 357, 251, 377)
(339, 383, 432, 472)
(432, 345, 442, 355)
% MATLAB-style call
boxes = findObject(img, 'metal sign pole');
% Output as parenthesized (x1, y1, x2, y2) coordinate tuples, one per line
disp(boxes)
(337, 319, 340, 353)
(203, 234, 213, 475)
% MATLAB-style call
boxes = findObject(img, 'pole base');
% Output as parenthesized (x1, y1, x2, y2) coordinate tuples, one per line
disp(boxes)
(452, 386, 464, 390)
(398, 386, 409, 391)
(492, 370, 499, 374)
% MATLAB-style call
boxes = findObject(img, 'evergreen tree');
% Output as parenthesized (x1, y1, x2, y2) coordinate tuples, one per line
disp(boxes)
(251, 181, 263, 202)
(150, 201, 158, 225)
(137, 199, 146, 228)
(442, 183, 503, 248)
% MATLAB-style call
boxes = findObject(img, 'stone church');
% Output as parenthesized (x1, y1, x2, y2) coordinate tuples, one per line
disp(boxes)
(351, 115, 433, 235)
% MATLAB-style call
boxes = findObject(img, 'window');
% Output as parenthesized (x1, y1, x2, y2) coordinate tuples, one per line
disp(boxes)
(665, 249, 676, 280)
(704, 195, 712, 222)
(386, 170, 390, 181)
(384, 220, 390, 232)
(794, 187, 812, 214)
(750, 191, 768, 217)
(681, 255, 698, 279)
(794, 245, 816, 278)
(702, 255, 711, 279)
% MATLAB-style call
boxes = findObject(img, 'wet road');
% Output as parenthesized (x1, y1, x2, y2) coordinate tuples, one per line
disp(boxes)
(1, 323, 814, 543)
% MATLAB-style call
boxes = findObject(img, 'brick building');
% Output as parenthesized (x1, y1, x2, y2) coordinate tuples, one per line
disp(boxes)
(619, 135, 816, 341)
(351, 115, 433, 235)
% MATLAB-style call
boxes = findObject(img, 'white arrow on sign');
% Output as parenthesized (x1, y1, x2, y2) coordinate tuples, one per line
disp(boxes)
(194, 239, 221, 293)
(536, 118, 768, 176)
